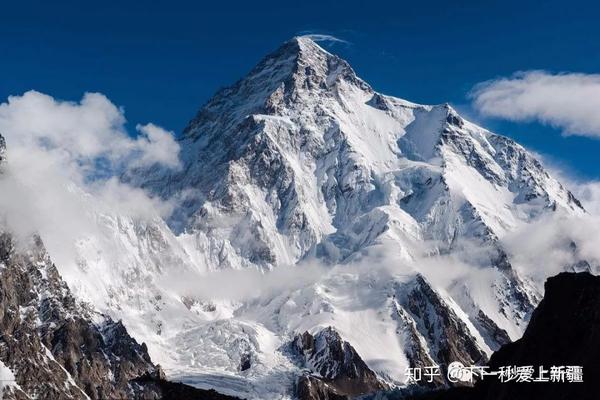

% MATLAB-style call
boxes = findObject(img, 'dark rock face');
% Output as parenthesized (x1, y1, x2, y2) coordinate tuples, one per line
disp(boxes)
(0, 232, 240, 400)
(400, 276, 488, 376)
(239, 352, 252, 371)
(479, 272, 600, 400)
(0, 134, 5, 163)
(475, 310, 511, 350)
(296, 375, 348, 400)
(393, 304, 444, 388)
(445, 112, 464, 128)
(0, 233, 157, 399)
(132, 372, 242, 400)
(292, 327, 386, 399)
(402, 272, 600, 400)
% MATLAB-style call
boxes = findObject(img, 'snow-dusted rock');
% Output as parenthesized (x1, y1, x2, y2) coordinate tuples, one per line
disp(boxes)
(292, 327, 386, 398)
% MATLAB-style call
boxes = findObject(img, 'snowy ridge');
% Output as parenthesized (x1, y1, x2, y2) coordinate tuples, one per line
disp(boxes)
(33, 36, 588, 399)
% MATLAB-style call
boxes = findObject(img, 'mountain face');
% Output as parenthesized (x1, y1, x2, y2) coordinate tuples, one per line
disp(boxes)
(121, 37, 588, 398)
(291, 328, 386, 399)
(3, 37, 590, 399)
(133, 37, 582, 272)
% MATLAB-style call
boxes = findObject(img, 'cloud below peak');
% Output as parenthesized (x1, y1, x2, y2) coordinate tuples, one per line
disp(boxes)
(470, 71, 600, 138)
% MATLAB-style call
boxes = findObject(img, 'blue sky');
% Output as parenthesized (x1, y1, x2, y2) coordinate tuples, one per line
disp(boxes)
(2, 0, 599, 179)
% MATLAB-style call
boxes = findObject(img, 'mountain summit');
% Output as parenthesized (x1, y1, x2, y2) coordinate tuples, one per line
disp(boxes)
(181, 35, 368, 144)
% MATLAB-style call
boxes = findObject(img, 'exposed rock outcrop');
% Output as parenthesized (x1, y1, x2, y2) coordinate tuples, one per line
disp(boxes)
(292, 327, 386, 399)
(398, 275, 488, 382)
(0, 231, 240, 400)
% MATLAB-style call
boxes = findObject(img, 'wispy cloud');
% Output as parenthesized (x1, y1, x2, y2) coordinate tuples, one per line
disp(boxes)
(470, 71, 600, 138)
(298, 33, 350, 45)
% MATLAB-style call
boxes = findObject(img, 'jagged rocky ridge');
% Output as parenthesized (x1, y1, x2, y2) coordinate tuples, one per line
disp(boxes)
(0, 232, 154, 399)
(400, 272, 600, 400)
(291, 328, 386, 399)
(6, 37, 591, 399)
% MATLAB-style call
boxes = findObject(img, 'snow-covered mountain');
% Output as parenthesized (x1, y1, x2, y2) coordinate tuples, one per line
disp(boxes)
(133, 37, 581, 268)
(114, 36, 589, 398)
(3, 37, 590, 399)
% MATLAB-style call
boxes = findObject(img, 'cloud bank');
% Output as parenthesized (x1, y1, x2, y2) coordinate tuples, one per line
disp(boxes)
(0, 91, 180, 175)
(470, 71, 600, 138)
(0, 90, 180, 257)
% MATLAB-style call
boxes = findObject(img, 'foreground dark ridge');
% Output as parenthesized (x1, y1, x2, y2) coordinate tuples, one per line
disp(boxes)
(0, 232, 241, 400)
(396, 272, 600, 400)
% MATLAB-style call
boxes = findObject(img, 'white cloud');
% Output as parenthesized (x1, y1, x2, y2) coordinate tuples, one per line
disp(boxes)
(299, 33, 349, 45)
(134, 123, 181, 169)
(470, 71, 600, 138)
(0, 90, 179, 259)
(569, 181, 600, 216)
(502, 214, 600, 289)
(0, 90, 180, 173)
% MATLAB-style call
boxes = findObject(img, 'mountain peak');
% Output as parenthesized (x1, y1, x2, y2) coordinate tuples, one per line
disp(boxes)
(181, 37, 368, 140)
(241, 35, 369, 92)
(274, 35, 332, 61)
(289, 35, 327, 51)
(250, 35, 356, 85)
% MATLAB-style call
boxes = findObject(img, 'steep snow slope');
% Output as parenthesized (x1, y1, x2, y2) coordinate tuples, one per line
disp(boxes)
(32, 37, 587, 399)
